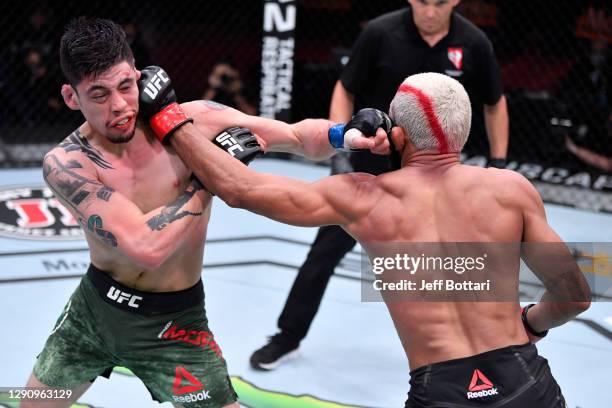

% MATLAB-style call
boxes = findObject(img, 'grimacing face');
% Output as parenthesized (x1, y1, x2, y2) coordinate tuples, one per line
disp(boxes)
(408, 0, 460, 36)
(62, 61, 141, 144)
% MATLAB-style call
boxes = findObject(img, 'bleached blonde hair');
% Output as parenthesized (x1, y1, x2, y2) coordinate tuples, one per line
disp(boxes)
(389, 72, 472, 152)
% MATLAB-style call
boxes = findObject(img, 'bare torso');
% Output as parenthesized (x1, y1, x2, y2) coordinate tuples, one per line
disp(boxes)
(345, 158, 530, 369)
(55, 122, 212, 292)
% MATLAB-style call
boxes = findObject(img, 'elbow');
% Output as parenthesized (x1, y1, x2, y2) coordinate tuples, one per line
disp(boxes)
(128, 239, 170, 270)
(215, 185, 245, 209)
(572, 300, 591, 315)
(133, 248, 166, 270)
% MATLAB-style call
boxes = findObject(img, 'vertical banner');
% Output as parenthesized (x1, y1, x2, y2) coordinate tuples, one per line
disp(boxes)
(259, 0, 296, 121)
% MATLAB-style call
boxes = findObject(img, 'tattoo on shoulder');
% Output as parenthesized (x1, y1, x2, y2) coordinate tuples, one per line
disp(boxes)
(59, 129, 114, 170)
(86, 214, 118, 247)
(146, 178, 204, 231)
(199, 100, 228, 111)
(42, 154, 114, 215)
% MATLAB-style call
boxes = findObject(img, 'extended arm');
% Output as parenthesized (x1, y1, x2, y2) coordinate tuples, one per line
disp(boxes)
(169, 123, 379, 227)
(42, 150, 206, 269)
(182, 100, 338, 161)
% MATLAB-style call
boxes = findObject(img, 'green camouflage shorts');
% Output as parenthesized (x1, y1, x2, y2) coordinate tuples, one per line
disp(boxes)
(33, 264, 237, 406)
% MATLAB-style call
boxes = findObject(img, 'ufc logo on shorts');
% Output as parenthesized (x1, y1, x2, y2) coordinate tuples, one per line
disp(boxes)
(107, 286, 142, 308)
(215, 132, 245, 157)
(143, 70, 170, 99)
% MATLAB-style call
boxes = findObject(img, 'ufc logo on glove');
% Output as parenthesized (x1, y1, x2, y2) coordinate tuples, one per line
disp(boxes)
(215, 132, 245, 157)
(143, 69, 170, 99)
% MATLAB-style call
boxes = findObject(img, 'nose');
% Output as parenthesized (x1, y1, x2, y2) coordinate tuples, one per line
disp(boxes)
(425, 5, 436, 18)
(110, 91, 128, 113)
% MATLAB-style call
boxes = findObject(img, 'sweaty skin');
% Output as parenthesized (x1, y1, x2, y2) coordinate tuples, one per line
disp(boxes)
(167, 124, 590, 370)
(43, 61, 384, 292)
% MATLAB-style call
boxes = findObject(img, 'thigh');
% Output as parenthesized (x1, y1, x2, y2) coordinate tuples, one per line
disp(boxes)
(126, 308, 237, 407)
(33, 282, 115, 388)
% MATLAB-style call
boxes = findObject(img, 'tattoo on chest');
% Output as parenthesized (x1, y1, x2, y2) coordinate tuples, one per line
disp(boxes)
(59, 130, 114, 169)
(146, 178, 204, 231)
(199, 100, 228, 111)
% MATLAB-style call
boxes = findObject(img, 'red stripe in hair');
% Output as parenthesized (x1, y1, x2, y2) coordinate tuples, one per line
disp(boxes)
(396, 84, 449, 153)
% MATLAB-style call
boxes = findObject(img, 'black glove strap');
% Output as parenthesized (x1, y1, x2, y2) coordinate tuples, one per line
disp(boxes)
(521, 303, 549, 338)
(387, 132, 401, 170)
(488, 158, 507, 169)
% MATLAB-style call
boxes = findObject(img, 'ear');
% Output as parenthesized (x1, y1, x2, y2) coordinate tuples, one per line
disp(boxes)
(390, 126, 407, 154)
(61, 84, 80, 111)
(135, 69, 141, 81)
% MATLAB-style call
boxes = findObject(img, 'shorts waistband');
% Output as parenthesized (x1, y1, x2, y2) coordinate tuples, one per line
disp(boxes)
(410, 343, 535, 378)
(87, 263, 203, 316)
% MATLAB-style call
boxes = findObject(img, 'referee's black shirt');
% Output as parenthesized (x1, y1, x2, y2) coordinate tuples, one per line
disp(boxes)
(341, 7, 503, 169)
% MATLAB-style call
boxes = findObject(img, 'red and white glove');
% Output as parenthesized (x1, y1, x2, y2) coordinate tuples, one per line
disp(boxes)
(138, 65, 193, 144)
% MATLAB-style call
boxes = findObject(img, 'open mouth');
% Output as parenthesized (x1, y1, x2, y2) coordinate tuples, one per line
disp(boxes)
(112, 116, 134, 130)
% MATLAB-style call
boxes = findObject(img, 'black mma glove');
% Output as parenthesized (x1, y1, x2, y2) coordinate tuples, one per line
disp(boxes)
(346, 108, 394, 136)
(328, 108, 394, 151)
(138, 65, 193, 144)
(213, 127, 262, 165)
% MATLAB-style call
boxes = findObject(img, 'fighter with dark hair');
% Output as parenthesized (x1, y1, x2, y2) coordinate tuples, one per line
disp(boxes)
(22, 17, 391, 407)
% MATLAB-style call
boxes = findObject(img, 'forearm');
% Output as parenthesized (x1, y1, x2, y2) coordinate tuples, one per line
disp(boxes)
(484, 95, 509, 158)
(526, 291, 590, 332)
(242, 116, 336, 161)
(185, 101, 337, 161)
(125, 211, 203, 269)
(170, 123, 255, 204)
(111, 186, 205, 269)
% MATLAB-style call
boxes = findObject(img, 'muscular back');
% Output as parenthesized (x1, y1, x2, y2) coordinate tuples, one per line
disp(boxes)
(43, 124, 212, 292)
(348, 163, 531, 369)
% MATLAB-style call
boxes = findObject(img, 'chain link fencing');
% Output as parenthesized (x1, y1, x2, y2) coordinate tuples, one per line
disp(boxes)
(0, 0, 610, 212)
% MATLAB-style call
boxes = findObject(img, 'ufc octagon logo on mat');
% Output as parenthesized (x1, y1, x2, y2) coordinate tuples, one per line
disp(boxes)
(0, 186, 84, 240)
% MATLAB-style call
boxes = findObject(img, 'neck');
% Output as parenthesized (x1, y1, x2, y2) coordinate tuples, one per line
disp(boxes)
(419, 29, 449, 47)
(85, 122, 152, 158)
(402, 150, 460, 168)
(416, 15, 452, 47)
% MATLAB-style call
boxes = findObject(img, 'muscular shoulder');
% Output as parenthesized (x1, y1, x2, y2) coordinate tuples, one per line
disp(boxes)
(483, 168, 541, 208)
(324, 172, 381, 220)
(45, 129, 106, 176)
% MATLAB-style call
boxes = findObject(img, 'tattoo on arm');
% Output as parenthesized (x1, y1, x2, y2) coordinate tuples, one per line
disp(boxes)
(43, 154, 118, 248)
(42, 154, 115, 215)
(199, 100, 228, 111)
(59, 130, 114, 169)
(86, 215, 118, 247)
(146, 178, 204, 231)
(97, 186, 115, 201)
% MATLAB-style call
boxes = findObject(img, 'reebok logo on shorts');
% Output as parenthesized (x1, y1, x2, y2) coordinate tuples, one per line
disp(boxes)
(466, 369, 498, 399)
(106, 286, 142, 308)
(172, 366, 211, 403)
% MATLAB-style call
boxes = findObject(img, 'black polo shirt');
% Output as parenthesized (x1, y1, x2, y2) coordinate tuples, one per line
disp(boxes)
(341, 7, 503, 113)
